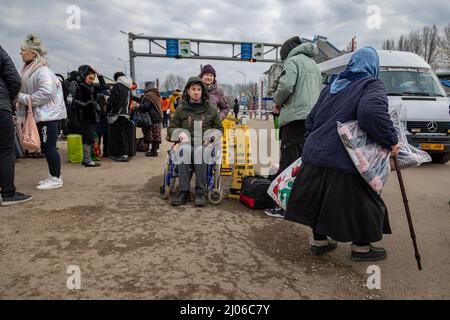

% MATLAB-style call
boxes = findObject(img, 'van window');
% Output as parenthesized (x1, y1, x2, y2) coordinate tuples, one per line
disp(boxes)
(379, 67, 446, 97)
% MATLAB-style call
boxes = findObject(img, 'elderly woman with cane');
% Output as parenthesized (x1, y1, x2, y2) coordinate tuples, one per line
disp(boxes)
(285, 47, 400, 262)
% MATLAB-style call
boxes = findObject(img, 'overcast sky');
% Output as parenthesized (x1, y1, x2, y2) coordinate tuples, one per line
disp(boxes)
(1, 0, 449, 88)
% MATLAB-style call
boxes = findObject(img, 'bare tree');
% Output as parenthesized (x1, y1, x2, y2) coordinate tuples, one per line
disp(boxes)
(382, 39, 396, 50)
(220, 83, 235, 98)
(422, 25, 441, 66)
(381, 24, 446, 66)
(441, 24, 450, 66)
(161, 74, 186, 92)
(408, 31, 423, 55)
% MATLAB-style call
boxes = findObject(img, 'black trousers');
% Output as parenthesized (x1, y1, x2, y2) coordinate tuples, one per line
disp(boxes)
(277, 119, 307, 175)
(162, 113, 169, 128)
(0, 110, 16, 197)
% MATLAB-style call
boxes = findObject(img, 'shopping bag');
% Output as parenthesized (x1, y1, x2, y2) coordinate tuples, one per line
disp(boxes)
(267, 158, 303, 210)
(21, 96, 41, 152)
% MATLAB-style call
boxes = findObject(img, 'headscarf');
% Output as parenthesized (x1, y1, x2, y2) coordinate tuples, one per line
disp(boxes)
(330, 46, 379, 94)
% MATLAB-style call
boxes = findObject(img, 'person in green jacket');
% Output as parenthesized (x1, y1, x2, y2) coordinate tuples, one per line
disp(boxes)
(265, 36, 323, 218)
(167, 77, 223, 207)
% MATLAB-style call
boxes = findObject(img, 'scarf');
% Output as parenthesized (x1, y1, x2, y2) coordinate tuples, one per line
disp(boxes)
(143, 88, 162, 116)
(20, 56, 48, 94)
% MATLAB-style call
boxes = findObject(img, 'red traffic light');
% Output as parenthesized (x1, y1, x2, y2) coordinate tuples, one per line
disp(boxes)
(249, 58, 256, 63)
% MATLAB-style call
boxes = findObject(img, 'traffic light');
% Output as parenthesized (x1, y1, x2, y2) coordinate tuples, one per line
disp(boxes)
(249, 58, 256, 63)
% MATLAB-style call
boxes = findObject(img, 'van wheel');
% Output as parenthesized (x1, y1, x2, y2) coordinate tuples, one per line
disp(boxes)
(431, 153, 450, 164)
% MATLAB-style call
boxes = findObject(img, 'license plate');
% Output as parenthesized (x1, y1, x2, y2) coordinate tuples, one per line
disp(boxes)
(420, 143, 445, 151)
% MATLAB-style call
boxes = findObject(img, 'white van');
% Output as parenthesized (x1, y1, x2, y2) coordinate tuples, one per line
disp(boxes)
(319, 50, 450, 164)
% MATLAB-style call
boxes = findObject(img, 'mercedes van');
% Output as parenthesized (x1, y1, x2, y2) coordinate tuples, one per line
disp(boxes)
(319, 50, 450, 164)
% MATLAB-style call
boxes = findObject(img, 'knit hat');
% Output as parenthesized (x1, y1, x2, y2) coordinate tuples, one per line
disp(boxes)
(21, 33, 47, 58)
(114, 71, 125, 81)
(199, 64, 216, 79)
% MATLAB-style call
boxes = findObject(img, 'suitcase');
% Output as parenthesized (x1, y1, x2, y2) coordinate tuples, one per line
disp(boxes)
(127, 120, 136, 157)
(240, 176, 276, 210)
(108, 119, 136, 158)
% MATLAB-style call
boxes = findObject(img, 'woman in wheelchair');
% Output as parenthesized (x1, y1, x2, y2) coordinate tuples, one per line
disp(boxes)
(165, 77, 223, 207)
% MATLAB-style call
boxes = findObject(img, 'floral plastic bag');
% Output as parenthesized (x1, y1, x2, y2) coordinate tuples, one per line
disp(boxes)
(267, 158, 303, 210)
(337, 104, 432, 194)
(337, 121, 391, 194)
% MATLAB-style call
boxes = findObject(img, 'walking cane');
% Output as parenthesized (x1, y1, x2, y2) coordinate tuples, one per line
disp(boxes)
(393, 156, 422, 270)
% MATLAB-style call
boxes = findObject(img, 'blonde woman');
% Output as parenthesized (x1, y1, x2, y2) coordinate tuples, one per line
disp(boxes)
(18, 34, 67, 190)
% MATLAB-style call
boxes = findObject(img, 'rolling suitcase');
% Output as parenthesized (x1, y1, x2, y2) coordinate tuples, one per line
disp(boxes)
(127, 120, 136, 157)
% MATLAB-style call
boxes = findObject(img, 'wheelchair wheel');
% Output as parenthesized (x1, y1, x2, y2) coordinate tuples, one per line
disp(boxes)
(159, 184, 171, 200)
(208, 189, 224, 205)
(159, 168, 172, 200)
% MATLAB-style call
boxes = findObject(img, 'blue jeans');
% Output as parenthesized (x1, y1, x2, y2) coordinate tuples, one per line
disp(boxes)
(37, 121, 61, 178)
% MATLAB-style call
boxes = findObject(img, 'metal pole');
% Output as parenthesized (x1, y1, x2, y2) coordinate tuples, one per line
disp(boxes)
(129, 33, 136, 82)
(393, 156, 422, 270)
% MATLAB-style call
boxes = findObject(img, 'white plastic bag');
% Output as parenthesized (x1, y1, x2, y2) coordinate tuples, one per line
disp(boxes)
(389, 104, 432, 170)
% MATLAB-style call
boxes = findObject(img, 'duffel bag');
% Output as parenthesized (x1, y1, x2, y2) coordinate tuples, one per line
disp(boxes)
(240, 176, 276, 210)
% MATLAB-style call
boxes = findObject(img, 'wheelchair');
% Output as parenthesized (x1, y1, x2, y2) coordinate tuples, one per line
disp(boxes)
(159, 143, 224, 205)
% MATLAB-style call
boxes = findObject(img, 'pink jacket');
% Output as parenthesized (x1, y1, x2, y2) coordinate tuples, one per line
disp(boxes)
(207, 83, 229, 120)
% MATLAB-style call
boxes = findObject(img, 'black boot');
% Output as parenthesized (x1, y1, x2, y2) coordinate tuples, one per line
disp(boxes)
(145, 143, 159, 157)
(194, 193, 206, 207)
(170, 191, 190, 207)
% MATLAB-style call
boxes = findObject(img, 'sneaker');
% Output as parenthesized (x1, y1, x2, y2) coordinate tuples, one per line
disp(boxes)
(351, 245, 387, 262)
(1, 192, 33, 207)
(264, 207, 285, 218)
(194, 193, 206, 207)
(37, 176, 63, 190)
(170, 192, 190, 207)
(82, 161, 101, 167)
(113, 155, 129, 162)
(310, 239, 338, 256)
(38, 174, 52, 185)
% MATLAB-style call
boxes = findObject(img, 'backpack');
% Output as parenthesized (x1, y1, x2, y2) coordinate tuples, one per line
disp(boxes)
(240, 176, 276, 210)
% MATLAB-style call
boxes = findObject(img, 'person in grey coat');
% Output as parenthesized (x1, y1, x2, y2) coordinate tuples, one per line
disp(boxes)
(0, 45, 32, 206)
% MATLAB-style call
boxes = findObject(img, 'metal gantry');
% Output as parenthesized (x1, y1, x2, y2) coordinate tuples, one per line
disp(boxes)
(124, 33, 282, 81)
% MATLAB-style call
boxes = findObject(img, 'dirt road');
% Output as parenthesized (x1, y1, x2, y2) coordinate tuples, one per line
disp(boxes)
(1, 120, 449, 299)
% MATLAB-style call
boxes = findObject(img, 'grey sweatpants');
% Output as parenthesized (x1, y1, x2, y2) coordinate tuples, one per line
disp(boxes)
(171, 144, 217, 194)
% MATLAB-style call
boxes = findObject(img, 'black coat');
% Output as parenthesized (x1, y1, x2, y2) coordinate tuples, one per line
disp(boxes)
(69, 76, 100, 124)
(139, 98, 162, 123)
(302, 78, 398, 174)
(0, 46, 21, 113)
(107, 82, 131, 116)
